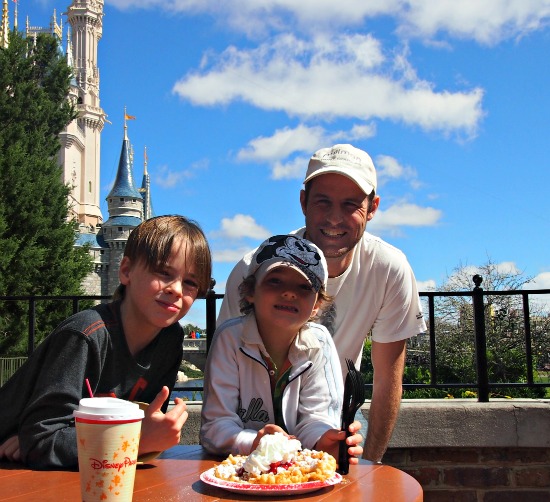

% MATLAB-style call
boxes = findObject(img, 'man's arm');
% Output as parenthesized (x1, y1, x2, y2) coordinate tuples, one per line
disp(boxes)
(363, 339, 406, 463)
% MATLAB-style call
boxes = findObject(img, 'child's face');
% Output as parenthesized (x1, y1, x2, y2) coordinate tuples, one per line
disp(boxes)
(247, 266, 320, 335)
(119, 238, 200, 331)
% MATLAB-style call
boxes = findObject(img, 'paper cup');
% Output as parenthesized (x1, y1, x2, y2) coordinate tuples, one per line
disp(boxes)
(74, 398, 144, 502)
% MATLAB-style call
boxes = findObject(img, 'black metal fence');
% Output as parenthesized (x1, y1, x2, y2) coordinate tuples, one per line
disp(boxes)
(1, 277, 549, 401)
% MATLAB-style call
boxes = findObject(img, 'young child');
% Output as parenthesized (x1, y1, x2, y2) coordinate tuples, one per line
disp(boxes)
(201, 234, 363, 463)
(0, 215, 212, 469)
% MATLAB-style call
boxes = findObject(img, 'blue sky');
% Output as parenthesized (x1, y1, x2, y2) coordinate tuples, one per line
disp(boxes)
(12, 0, 550, 327)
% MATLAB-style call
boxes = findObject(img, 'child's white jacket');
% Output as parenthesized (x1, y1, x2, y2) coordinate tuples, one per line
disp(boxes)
(200, 313, 344, 456)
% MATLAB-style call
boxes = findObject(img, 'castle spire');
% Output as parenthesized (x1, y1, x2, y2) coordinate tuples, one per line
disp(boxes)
(107, 118, 141, 201)
(140, 146, 154, 221)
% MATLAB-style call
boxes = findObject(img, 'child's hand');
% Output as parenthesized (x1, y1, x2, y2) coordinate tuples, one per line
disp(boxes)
(0, 435, 21, 462)
(137, 386, 188, 455)
(251, 424, 288, 452)
(315, 420, 363, 464)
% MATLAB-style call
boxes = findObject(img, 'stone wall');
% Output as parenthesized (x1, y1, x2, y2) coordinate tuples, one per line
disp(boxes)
(373, 399, 550, 501)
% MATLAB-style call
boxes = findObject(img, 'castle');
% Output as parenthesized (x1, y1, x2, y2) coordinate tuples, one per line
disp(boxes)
(1, 0, 154, 296)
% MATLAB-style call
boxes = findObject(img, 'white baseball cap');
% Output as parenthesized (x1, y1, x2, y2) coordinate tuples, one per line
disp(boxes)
(249, 235, 328, 292)
(304, 144, 377, 195)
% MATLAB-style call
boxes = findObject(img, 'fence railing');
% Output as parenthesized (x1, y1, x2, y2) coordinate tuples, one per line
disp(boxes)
(1, 278, 549, 400)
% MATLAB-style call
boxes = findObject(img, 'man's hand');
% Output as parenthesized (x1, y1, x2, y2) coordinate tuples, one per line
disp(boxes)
(315, 420, 363, 464)
(137, 386, 188, 455)
(0, 435, 21, 462)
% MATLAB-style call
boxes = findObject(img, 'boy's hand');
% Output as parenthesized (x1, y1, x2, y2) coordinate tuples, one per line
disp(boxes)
(315, 420, 363, 465)
(251, 424, 288, 452)
(0, 435, 21, 462)
(137, 386, 188, 455)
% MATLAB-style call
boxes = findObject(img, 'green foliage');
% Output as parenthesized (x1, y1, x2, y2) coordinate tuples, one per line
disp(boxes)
(358, 259, 550, 399)
(400, 259, 550, 399)
(0, 31, 93, 355)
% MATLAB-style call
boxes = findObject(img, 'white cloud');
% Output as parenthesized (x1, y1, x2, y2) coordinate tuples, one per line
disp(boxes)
(237, 125, 326, 163)
(154, 165, 187, 189)
(417, 279, 436, 292)
(110, 0, 550, 45)
(212, 214, 271, 240)
(271, 157, 309, 180)
(494, 261, 521, 276)
(237, 123, 378, 180)
(525, 271, 550, 310)
(173, 33, 484, 137)
(213, 247, 255, 264)
(369, 202, 442, 234)
(529, 272, 550, 290)
(375, 155, 420, 188)
(153, 159, 208, 189)
(400, 0, 550, 45)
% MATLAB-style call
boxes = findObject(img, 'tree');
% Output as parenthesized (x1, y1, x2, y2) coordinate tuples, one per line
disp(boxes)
(0, 30, 92, 355)
(402, 259, 550, 398)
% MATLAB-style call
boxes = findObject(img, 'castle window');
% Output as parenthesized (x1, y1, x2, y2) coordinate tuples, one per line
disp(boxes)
(89, 181, 92, 192)
(118, 227, 123, 232)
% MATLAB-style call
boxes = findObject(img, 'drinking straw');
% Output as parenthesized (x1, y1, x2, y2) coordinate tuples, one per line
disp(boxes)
(85, 378, 94, 398)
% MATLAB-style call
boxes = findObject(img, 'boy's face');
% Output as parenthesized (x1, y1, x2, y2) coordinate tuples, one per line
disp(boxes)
(247, 266, 319, 336)
(119, 238, 200, 332)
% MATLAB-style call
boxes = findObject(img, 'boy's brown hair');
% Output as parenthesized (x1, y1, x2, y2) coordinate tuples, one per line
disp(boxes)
(113, 215, 212, 300)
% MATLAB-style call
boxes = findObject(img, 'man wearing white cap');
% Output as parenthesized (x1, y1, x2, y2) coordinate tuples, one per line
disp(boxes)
(218, 144, 427, 463)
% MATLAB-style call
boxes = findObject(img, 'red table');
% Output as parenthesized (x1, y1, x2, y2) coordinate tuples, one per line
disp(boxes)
(0, 444, 423, 501)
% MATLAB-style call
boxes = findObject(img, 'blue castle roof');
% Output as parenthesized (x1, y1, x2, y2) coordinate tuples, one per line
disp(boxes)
(102, 216, 142, 228)
(75, 231, 107, 248)
(107, 136, 142, 199)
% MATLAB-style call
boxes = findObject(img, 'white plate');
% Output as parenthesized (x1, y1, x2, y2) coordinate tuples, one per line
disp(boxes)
(200, 467, 342, 496)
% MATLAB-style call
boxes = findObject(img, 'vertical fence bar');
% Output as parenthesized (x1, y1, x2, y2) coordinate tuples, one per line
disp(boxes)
(472, 275, 489, 402)
(428, 294, 437, 385)
(205, 280, 217, 355)
(522, 293, 534, 385)
(27, 297, 36, 357)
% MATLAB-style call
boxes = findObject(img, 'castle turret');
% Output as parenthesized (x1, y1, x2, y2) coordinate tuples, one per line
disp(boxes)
(102, 117, 144, 294)
(140, 146, 155, 221)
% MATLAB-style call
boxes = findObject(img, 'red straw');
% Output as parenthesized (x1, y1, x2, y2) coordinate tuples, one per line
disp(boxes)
(85, 378, 94, 398)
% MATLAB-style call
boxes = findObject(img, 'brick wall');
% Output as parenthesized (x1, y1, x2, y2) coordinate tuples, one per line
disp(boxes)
(384, 447, 550, 502)
(367, 399, 550, 501)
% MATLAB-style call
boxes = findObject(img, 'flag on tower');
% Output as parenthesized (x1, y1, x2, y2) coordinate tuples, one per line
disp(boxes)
(125, 113, 136, 120)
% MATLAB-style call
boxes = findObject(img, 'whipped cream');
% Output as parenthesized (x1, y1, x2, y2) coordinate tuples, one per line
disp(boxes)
(243, 433, 302, 476)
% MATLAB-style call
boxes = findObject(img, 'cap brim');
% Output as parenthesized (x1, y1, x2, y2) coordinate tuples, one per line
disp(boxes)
(255, 261, 319, 291)
(303, 167, 375, 195)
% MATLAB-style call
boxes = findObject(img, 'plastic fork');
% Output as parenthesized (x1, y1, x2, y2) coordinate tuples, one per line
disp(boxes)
(337, 358, 365, 475)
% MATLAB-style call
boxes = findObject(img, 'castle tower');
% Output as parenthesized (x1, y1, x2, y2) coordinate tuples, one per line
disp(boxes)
(102, 118, 144, 294)
(140, 146, 155, 221)
(61, 0, 105, 231)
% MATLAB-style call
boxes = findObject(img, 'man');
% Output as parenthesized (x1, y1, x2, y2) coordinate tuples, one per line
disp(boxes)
(218, 144, 427, 463)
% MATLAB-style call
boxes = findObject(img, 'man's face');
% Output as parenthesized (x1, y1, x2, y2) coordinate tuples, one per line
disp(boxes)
(300, 173, 378, 276)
